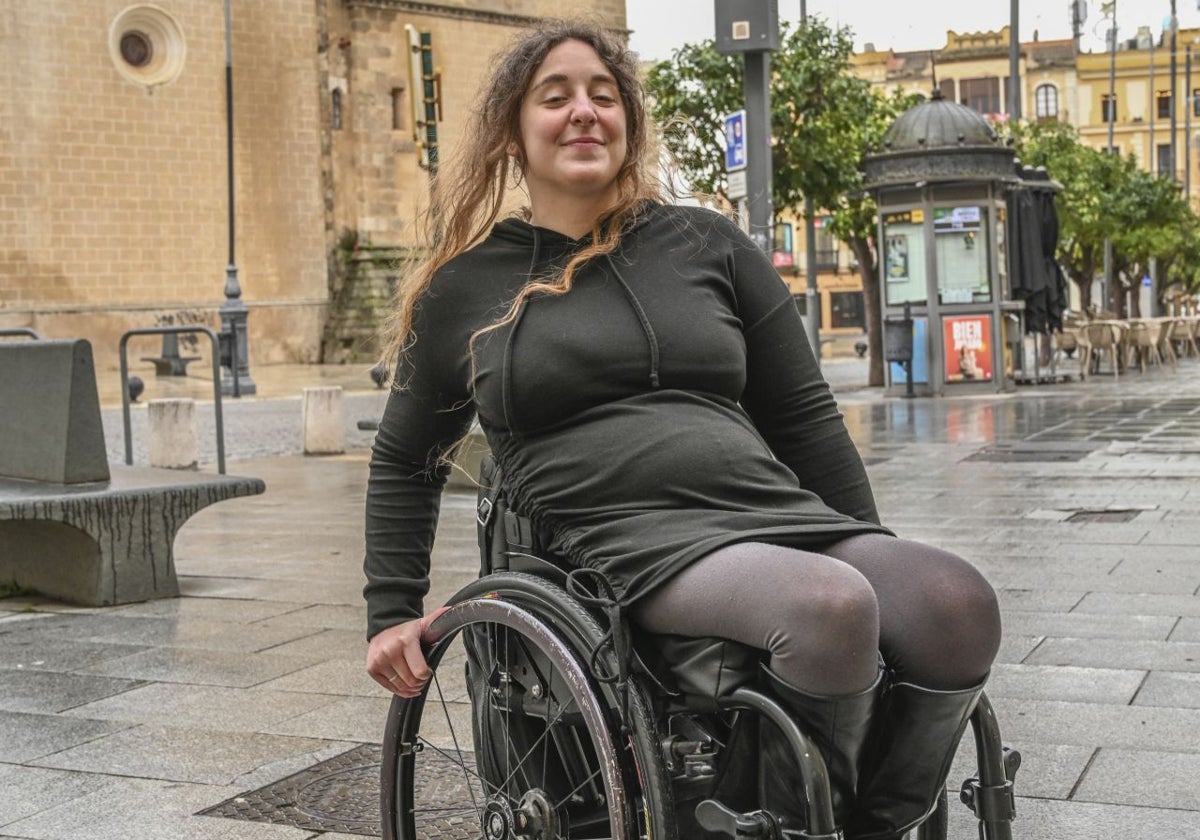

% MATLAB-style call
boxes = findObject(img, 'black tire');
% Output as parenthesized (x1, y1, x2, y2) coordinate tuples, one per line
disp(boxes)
(381, 573, 675, 840)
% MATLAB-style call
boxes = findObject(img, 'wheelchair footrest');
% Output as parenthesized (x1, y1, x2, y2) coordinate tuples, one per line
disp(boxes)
(694, 800, 777, 838)
(694, 799, 840, 840)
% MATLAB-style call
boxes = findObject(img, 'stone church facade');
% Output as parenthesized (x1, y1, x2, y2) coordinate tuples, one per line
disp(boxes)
(0, 1, 625, 368)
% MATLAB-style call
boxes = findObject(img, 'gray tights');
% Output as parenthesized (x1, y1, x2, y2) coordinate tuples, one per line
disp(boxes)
(629, 534, 1001, 696)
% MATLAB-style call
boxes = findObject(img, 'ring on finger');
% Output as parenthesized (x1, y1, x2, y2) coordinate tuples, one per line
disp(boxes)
(387, 673, 403, 683)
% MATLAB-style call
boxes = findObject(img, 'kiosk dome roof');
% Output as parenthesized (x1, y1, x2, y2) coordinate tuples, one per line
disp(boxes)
(881, 91, 1000, 151)
(864, 91, 1017, 190)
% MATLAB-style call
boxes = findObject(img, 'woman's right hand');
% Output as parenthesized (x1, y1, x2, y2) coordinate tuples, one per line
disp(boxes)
(366, 606, 449, 697)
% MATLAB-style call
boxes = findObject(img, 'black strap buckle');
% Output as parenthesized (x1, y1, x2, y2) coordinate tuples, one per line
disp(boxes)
(477, 496, 494, 527)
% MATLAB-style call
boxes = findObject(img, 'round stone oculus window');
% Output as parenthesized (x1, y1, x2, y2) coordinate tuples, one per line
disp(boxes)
(108, 6, 186, 88)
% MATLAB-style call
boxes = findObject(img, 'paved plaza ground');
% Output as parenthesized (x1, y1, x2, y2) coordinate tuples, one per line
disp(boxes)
(2, 345, 1200, 839)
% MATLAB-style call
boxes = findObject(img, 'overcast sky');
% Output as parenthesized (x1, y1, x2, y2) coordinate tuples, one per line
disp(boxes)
(626, 0, 1200, 62)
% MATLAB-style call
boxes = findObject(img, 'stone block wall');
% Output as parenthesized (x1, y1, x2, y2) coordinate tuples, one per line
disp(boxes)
(1, 0, 626, 368)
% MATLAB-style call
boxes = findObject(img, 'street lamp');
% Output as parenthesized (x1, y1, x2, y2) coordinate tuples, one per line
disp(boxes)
(219, 0, 255, 396)
(800, 0, 821, 362)
(1103, 0, 1118, 313)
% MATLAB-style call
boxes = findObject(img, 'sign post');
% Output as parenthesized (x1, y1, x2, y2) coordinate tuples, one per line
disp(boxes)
(724, 109, 748, 226)
(715, 1, 778, 256)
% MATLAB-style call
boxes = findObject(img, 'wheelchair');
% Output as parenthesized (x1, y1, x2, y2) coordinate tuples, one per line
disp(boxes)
(380, 458, 1020, 840)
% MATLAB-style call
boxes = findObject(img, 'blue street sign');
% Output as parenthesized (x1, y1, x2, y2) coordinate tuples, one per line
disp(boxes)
(724, 110, 747, 172)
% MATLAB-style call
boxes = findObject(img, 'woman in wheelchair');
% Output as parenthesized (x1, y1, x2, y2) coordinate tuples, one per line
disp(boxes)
(364, 20, 1007, 840)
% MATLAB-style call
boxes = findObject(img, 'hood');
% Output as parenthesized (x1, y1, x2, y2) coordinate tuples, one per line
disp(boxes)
(487, 203, 664, 425)
(489, 200, 661, 251)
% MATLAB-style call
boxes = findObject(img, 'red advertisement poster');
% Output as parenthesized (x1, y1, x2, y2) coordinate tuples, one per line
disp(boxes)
(943, 315, 992, 383)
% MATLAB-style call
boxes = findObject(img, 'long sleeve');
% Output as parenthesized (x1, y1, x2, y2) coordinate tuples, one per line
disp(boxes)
(729, 227, 883, 526)
(363, 291, 475, 639)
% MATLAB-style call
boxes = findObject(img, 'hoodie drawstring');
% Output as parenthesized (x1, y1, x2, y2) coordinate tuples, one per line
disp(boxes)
(502, 228, 542, 430)
(606, 256, 661, 390)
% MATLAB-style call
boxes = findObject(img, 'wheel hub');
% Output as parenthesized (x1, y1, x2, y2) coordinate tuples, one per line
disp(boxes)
(480, 790, 561, 839)
(518, 789, 560, 839)
(482, 798, 515, 840)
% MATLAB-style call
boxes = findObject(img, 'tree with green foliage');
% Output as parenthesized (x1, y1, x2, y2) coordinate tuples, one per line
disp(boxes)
(645, 18, 917, 386)
(1109, 162, 1192, 316)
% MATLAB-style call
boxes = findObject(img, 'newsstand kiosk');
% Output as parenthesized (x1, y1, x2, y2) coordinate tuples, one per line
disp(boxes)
(864, 90, 1024, 397)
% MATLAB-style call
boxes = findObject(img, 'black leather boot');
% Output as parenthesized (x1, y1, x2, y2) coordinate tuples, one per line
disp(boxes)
(759, 665, 884, 837)
(844, 679, 985, 840)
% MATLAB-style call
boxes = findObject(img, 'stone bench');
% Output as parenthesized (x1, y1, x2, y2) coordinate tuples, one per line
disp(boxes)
(0, 339, 265, 605)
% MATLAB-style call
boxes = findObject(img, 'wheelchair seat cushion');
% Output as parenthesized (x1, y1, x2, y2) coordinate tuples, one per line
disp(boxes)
(637, 633, 762, 712)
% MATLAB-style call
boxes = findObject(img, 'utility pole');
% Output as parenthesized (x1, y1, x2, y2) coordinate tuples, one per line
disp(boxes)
(1071, 0, 1085, 54)
(1171, 0, 1179, 181)
(800, 0, 820, 359)
(1009, 0, 1021, 119)
(1187, 45, 1193, 198)
(1103, 0, 1117, 313)
(1150, 33, 1156, 174)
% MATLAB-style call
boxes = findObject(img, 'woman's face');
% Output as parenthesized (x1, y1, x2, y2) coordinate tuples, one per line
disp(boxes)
(515, 39, 628, 208)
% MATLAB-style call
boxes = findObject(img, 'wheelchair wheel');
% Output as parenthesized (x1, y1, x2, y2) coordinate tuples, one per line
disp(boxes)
(381, 574, 675, 840)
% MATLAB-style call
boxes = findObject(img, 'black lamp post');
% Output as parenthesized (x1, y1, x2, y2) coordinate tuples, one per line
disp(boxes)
(219, 0, 255, 396)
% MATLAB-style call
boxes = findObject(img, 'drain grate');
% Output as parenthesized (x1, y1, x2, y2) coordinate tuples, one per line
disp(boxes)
(199, 742, 484, 838)
(1066, 509, 1142, 523)
(965, 442, 1101, 463)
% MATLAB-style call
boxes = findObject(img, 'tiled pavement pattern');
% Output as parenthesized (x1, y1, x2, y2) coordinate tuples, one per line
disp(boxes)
(3, 354, 1200, 839)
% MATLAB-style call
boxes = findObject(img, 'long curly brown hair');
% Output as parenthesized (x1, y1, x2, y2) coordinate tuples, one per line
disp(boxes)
(384, 19, 667, 372)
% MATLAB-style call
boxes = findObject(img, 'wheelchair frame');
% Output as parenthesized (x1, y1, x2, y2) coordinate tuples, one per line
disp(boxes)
(379, 464, 1020, 840)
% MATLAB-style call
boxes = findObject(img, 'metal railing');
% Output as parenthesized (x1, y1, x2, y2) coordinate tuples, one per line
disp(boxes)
(0, 327, 43, 340)
(119, 326, 227, 474)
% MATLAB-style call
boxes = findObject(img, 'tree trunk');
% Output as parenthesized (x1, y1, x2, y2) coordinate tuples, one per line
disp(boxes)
(851, 236, 885, 387)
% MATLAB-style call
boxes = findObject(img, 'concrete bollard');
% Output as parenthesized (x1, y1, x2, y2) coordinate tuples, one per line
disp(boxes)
(148, 398, 197, 469)
(303, 386, 345, 455)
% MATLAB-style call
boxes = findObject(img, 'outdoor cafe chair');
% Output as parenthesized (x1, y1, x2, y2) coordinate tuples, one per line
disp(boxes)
(1053, 325, 1088, 380)
(1123, 321, 1163, 373)
(1083, 322, 1122, 379)
(1167, 318, 1199, 358)
(1154, 319, 1178, 370)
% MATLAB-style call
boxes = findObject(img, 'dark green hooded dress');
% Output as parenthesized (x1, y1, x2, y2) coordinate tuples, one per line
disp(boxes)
(364, 203, 889, 638)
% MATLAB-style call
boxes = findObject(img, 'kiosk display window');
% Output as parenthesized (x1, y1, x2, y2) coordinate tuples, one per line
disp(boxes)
(883, 210, 927, 305)
(943, 314, 993, 382)
(934, 206, 991, 304)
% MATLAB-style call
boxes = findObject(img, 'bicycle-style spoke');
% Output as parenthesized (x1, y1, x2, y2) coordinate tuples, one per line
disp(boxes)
(410, 805, 479, 817)
(432, 670, 487, 815)
(415, 734, 501, 798)
(553, 764, 604, 812)
(496, 685, 580, 795)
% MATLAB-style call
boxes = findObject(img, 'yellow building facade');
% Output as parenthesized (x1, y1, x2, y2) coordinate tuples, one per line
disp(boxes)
(1075, 25, 1200, 193)
(0, 1, 624, 368)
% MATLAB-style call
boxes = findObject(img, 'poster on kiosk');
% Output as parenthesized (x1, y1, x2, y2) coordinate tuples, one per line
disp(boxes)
(943, 314, 993, 383)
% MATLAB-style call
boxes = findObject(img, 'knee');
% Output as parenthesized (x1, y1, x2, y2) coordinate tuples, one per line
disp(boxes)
(789, 566, 880, 647)
(937, 558, 999, 633)
(912, 552, 1001, 666)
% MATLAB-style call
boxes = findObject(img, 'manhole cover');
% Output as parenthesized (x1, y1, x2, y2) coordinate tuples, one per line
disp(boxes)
(199, 744, 384, 836)
(965, 442, 1101, 463)
(1066, 509, 1142, 523)
(198, 742, 482, 838)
